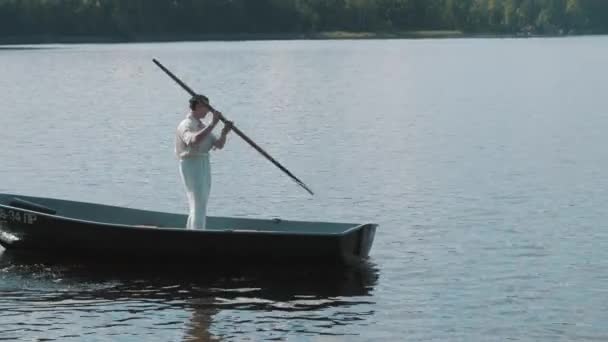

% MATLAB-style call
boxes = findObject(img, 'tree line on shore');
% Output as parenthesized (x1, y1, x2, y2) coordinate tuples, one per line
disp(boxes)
(0, 0, 606, 39)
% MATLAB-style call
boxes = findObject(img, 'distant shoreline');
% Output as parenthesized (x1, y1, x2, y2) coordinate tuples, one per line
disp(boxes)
(0, 30, 604, 45)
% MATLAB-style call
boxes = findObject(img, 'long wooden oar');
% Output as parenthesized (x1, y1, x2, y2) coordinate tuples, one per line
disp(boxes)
(153, 58, 314, 196)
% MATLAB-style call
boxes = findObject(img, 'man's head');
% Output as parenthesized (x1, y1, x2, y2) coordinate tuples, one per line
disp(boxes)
(189, 94, 211, 118)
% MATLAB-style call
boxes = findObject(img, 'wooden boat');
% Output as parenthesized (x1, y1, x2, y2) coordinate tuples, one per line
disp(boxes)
(0, 193, 376, 265)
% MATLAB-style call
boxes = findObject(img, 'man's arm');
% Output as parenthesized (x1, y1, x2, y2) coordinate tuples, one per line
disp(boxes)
(213, 121, 233, 150)
(192, 111, 221, 144)
(193, 120, 219, 144)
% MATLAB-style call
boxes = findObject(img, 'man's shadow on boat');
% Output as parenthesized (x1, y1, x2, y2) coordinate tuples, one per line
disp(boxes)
(0, 248, 379, 341)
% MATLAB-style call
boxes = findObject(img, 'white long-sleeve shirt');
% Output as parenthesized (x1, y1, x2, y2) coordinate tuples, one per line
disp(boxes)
(175, 114, 217, 159)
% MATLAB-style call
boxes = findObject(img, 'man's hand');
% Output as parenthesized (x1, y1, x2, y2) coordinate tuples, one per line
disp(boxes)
(222, 120, 233, 135)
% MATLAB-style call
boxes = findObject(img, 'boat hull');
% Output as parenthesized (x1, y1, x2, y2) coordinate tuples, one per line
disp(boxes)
(0, 194, 376, 265)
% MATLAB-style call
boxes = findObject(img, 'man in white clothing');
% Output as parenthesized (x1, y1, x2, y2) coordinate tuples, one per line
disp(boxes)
(176, 94, 232, 229)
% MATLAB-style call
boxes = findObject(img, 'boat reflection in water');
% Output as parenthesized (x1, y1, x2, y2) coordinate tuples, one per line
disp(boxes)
(0, 249, 379, 341)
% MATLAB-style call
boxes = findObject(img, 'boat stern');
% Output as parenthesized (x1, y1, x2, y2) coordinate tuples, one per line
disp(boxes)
(358, 223, 377, 258)
(339, 223, 377, 264)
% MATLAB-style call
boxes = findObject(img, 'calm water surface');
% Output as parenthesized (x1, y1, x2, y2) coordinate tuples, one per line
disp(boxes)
(1, 37, 608, 341)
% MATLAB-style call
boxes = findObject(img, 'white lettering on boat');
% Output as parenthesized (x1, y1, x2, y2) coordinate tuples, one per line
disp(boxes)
(24, 213, 37, 224)
(0, 208, 37, 225)
(11, 211, 21, 222)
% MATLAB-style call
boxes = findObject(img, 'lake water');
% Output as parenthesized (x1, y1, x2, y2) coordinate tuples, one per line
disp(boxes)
(1, 37, 608, 341)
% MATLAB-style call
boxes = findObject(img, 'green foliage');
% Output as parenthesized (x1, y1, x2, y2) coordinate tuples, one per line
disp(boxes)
(0, 0, 606, 38)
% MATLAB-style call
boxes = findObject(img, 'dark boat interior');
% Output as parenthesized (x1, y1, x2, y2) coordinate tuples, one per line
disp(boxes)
(0, 193, 358, 234)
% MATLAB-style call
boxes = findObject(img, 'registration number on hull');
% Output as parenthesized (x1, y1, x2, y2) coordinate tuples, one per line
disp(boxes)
(0, 208, 37, 225)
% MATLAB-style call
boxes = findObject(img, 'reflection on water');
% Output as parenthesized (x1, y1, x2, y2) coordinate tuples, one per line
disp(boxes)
(0, 249, 378, 341)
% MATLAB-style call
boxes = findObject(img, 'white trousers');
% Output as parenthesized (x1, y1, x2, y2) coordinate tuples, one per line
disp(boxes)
(179, 155, 211, 229)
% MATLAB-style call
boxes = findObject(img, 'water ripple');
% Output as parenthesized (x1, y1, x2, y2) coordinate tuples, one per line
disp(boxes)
(0, 249, 378, 341)
(3, 38, 608, 341)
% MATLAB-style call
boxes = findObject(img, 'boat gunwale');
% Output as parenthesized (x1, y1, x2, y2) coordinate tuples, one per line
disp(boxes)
(0, 202, 375, 237)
